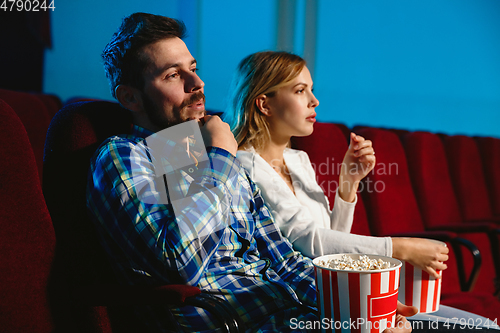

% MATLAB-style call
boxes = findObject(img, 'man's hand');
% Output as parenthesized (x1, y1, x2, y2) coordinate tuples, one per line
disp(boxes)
(199, 115, 238, 156)
(383, 301, 418, 333)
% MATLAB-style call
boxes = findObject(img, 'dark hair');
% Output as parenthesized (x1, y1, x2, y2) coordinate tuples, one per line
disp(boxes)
(102, 12, 186, 99)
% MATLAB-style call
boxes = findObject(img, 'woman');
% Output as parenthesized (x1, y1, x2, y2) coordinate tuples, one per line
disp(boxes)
(223, 50, 500, 327)
(222, 51, 448, 278)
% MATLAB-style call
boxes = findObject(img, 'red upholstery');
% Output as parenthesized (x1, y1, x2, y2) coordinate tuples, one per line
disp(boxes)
(0, 99, 56, 332)
(444, 135, 499, 223)
(476, 137, 500, 217)
(292, 122, 372, 236)
(355, 128, 424, 235)
(333, 122, 351, 142)
(36, 93, 63, 118)
(404, 131, 500, 296)
(0, 89, 51, 184)
(43, 101, 242, 332)
(356, 128, 500, 319)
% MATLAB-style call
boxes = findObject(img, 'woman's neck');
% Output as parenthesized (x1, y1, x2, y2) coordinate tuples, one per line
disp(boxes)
(258, 134, 289, 169)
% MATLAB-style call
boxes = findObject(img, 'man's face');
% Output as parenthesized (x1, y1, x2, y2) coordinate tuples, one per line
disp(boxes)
(139, 37, 206, 131)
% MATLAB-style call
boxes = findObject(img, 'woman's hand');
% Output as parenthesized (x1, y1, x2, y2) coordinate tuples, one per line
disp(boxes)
(338, 132, 376, 202)
(392, 238, 449, 278)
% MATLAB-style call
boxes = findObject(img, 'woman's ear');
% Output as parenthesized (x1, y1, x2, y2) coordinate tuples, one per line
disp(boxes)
(256, 94, 271, 116)
(115, 85, 143, 113)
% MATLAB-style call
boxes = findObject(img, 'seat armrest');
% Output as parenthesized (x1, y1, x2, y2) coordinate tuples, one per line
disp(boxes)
(73, 284, 201, 306)
(72, 284, 244, 332)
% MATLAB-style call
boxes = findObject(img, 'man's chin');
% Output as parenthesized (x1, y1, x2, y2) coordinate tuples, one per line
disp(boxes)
(185, 110, 206, 122)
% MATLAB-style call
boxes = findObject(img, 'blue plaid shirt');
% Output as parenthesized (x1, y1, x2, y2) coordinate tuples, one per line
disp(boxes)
(87, 125, 318, 332)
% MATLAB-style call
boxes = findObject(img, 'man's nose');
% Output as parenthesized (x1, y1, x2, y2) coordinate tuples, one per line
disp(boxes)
(186, 72, 204, 92)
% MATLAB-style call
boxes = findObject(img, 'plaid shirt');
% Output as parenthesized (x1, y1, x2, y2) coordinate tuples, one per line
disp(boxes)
(87, 125, 318, 332)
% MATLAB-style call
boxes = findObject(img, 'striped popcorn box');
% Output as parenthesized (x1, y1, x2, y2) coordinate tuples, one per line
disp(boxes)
(398, 261, 442, 313)
(313, 254, 402, 333)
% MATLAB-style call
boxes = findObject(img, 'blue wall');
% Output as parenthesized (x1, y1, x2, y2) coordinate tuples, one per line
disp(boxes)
(43, 0, 500, 137)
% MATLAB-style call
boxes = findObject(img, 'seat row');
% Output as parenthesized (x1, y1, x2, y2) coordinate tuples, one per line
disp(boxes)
(1, 87, 499, 329)
(292, 122, 500, 321)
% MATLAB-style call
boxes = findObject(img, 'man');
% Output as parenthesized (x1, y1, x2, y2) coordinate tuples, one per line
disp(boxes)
(88, 12, 415, 332)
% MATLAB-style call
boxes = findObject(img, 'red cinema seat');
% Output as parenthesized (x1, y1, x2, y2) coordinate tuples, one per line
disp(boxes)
(476, 136, 500, 217)
(0, 99, 56, 332)
(0, 89, 51, 184)
(356, 127, 500, 320)
(444, 135, 500, 225)
(404, 131, 500, 297)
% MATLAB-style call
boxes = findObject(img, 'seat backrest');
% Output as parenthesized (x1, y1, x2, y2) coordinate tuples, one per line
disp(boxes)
(404, 131, 463, 228)
(404, 131, 498, 294)
(444, 135, 493, 221)
(355, 128, 424, 235)
(476, 136, 500, 217)
(356, 128, 467, 294)
(291, 122, 372, 235)
(43, 101, 133, 332)
(36, 93, 63, 119)
(0, 99, 55, 332)
(44, 100, 133, 284)
(0, 89, 51, 184)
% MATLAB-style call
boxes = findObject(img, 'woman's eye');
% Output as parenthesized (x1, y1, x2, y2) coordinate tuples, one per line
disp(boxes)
(297, 89, 304, 94)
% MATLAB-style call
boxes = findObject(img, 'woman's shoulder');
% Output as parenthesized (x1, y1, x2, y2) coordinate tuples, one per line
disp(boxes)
(236, 148, 255, 167)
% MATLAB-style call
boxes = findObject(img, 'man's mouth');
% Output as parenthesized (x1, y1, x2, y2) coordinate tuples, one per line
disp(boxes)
(188, 99, 205, 109)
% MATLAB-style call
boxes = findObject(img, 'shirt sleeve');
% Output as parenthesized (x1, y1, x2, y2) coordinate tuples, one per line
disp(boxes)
(88, 139, 241, 286)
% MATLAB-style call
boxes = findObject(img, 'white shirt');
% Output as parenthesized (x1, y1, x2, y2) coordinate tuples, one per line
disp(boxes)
(237, 147, 392, 258)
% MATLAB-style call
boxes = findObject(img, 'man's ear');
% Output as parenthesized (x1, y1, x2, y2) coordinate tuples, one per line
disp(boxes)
(255, 94, 271, 116)
(115, 85, 143, 112)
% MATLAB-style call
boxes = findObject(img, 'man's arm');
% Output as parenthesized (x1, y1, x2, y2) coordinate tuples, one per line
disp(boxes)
(87, 138, 241, 286)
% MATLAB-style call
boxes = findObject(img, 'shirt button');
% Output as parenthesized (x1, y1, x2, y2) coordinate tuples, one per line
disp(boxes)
(188, 167, 194, 173)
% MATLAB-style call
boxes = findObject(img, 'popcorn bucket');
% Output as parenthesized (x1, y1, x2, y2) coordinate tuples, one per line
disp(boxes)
(398, 261, 442, 313)
(313, 254, 402, 333)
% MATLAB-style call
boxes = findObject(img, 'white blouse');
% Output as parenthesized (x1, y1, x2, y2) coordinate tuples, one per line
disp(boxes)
(237, 147, 392, 259)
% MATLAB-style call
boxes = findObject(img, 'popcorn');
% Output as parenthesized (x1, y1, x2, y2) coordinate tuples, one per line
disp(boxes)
(316, 254, 392, 271)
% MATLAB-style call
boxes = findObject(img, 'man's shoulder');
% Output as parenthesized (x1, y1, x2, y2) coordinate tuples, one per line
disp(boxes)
(92, 133, 147, 165)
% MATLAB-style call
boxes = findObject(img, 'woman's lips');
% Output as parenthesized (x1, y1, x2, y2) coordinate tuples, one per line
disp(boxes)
(306, 115, 316, 122)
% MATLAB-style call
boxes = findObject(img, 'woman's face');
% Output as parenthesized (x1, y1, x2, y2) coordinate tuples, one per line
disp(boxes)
(263, 66, 319, 141)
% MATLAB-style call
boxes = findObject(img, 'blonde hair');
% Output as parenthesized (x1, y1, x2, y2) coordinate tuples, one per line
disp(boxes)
(223, 51, 306, 152)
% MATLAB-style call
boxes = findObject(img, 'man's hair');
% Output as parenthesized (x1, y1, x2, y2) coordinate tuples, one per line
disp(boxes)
(223, 51, 306, 151)
(102, 12, 186, 99)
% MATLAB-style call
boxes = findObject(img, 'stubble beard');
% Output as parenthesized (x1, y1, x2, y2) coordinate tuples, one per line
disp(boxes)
(142, 91, 207, 131)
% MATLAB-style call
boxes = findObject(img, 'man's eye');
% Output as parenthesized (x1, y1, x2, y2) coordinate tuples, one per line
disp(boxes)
(191, 67, 199, 73)
(166, 72, 179, 79)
